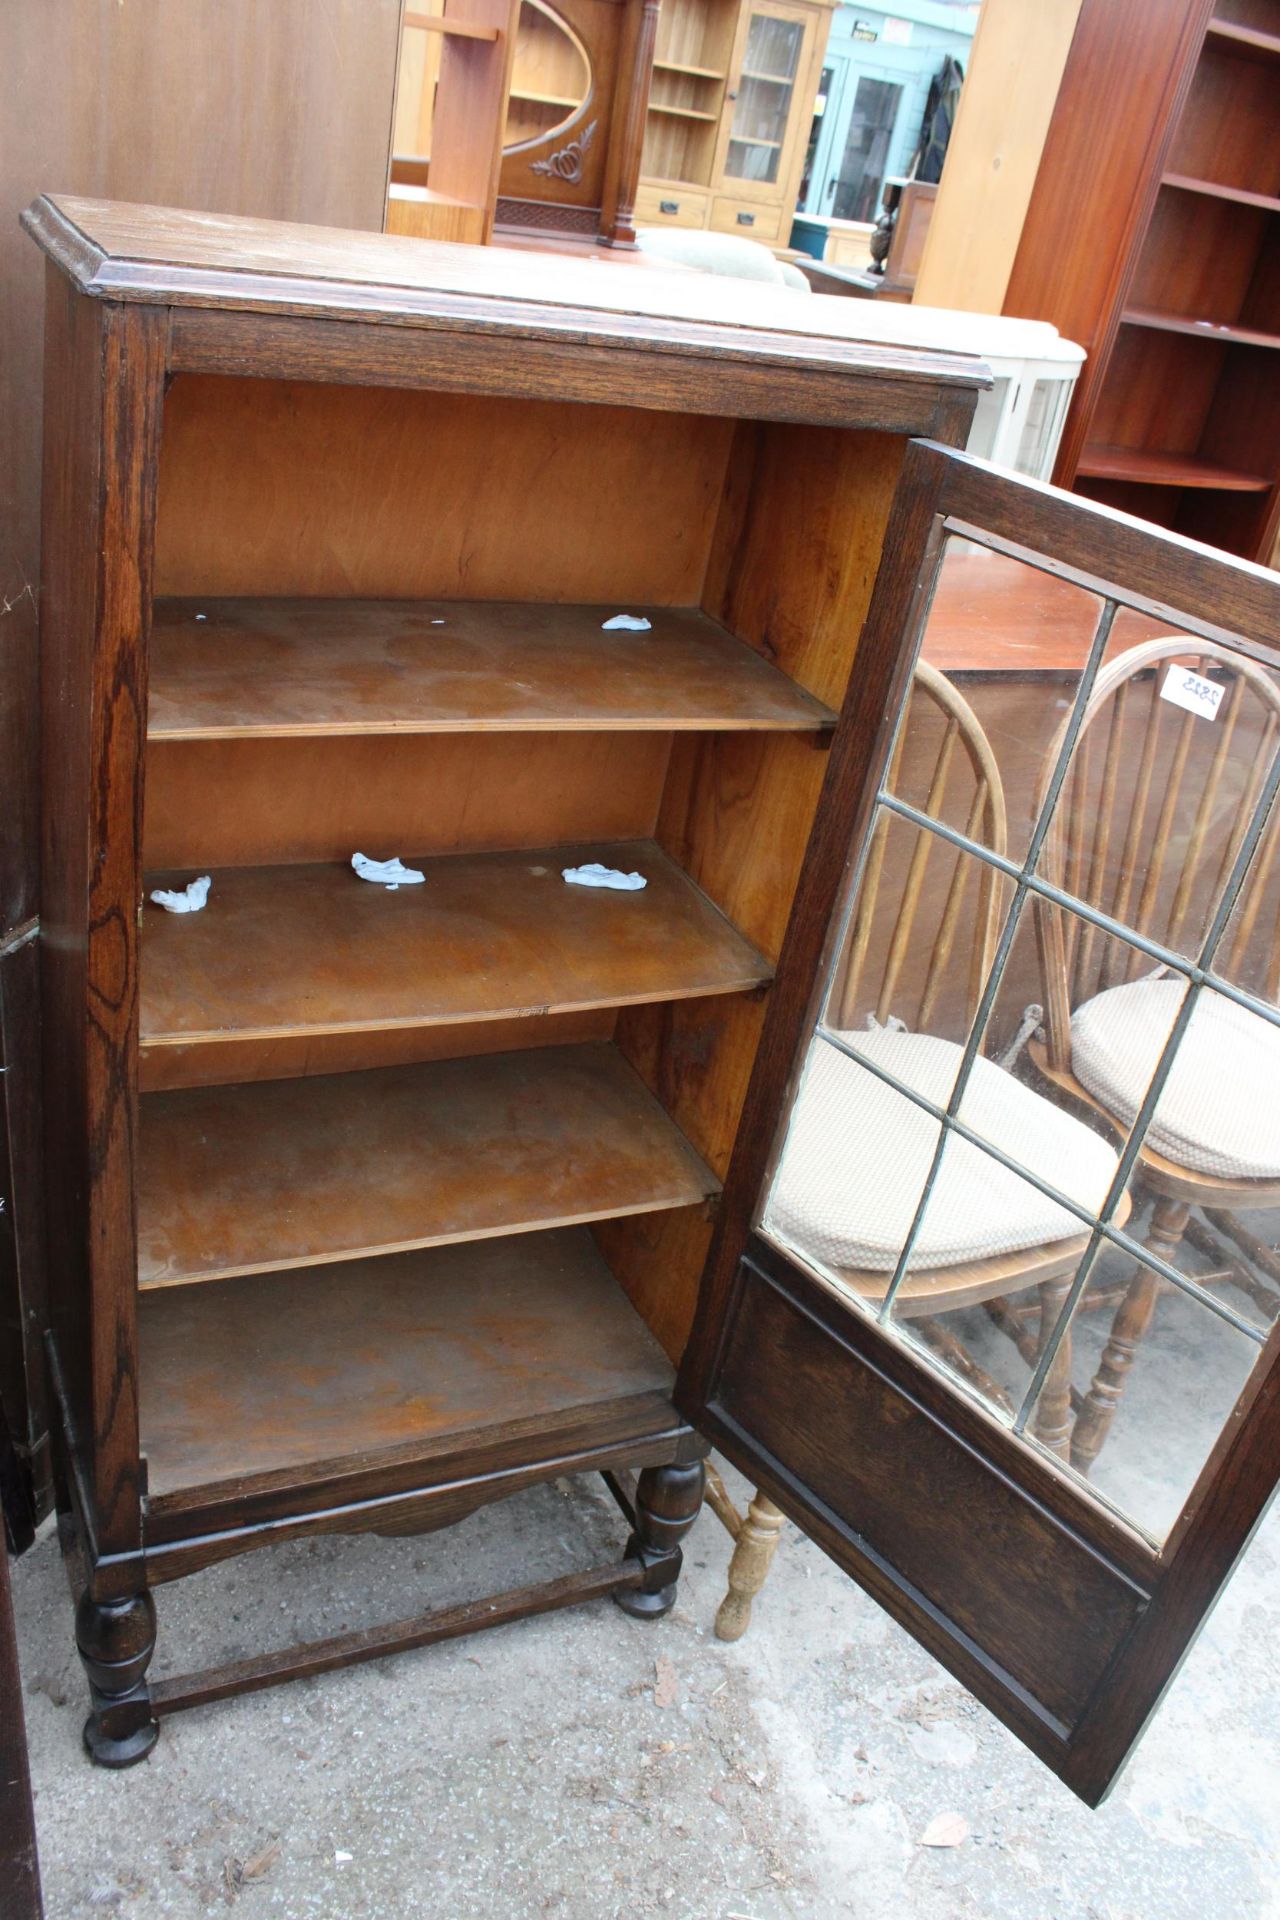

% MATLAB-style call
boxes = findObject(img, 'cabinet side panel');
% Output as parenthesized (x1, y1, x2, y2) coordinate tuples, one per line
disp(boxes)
(40, 279, 166, 1557)
(599, 426, 906, 1357)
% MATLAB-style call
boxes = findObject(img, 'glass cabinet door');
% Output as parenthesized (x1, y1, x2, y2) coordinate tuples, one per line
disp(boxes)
(680, 439, 1280, 1807)
(716, 4, 816, 198)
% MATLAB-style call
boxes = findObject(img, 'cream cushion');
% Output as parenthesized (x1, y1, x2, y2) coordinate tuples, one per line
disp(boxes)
(768, 1028, 1119, 1272)
(1071, 977, 1280, 1180)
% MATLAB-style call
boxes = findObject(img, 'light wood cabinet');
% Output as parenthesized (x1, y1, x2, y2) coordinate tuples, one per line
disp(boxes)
(639, 0, 834, 242)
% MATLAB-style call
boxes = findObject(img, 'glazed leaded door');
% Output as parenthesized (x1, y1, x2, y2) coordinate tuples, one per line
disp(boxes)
(680, 440, 1280, 1806)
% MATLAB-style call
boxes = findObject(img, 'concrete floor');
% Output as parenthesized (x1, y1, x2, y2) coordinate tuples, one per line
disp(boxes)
(11, 1441, 1280, 1920)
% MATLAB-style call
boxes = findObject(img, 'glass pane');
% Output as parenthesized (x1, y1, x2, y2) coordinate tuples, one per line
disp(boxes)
(830, 75, 902, 222)
(1022, 1244, 1267, 1541)
(724, 15, 805, 186)
(756, 514, 1280, 1545)
(1213, 775, 1280, 1003)
(797, 62, 833, 205)
(965, 376, 1010, 463)
(1013, 377, 1072, 482)
(890, 534, 1114, 865)
(1036, 634, 1280, 952)
(827, 807, 1015, 1046)
(1084, 981, 1280, 1338)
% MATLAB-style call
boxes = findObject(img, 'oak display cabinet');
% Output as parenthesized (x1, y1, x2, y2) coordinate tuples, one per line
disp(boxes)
(637, 0, 836, 245)
(26, 195, 1280, 1808)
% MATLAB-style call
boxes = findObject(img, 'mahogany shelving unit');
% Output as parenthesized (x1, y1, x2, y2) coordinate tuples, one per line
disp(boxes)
(25, 192, 980, 1763)
(1005, 0, 1280, 562)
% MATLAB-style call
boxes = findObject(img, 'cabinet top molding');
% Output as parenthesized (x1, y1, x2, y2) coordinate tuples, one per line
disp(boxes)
(22, 194, 988, 405)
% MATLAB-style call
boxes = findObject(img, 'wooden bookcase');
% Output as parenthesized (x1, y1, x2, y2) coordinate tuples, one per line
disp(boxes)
(24, 193, 978, 1762)
(1004, 0, 1280, 561)
(637, 0, 835, 246)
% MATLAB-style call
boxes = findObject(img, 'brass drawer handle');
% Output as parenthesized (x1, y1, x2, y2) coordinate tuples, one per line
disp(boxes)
(660, 199, 680, 215)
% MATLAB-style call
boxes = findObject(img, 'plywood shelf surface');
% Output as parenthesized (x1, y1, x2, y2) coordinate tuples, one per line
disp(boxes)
(1076, 444, 1273, 491)
(140, 839, 771, 1048)
(1122, 307, 1280, 351)
(138, 1229, 675, 1501)
(138, 1042, 717, 1287)
(1162, 171, 1280, 213)
(147, 599, 835, 740)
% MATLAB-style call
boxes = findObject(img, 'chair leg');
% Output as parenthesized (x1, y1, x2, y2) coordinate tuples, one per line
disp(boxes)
(714, 1489, 785, 1643)
(1071, 1196, 1190, 1474)
(1029, 1275, 1073, 1462)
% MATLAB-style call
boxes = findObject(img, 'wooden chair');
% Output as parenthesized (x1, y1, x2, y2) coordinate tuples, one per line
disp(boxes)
(1029, 635, 1280, 1474)
(711, 662, 1127, 1639)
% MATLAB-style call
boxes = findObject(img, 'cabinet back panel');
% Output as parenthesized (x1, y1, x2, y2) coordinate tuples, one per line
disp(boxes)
(154, 377, 733, 603)
(1089, 328, 1225, 456)
(1166, 43, 1280, 198)
(139, 1011, 618, 1093)
(143, 732, 670, 868)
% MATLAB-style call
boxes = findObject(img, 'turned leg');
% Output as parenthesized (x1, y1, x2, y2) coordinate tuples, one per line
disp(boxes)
(715, 1488, 785, 1643)
(614, 1459, 706, 1620)
(1029, 1276, 1074, 1463)
(76, 1590, 159, 1768)
(1071, 1195, 1189, 1475)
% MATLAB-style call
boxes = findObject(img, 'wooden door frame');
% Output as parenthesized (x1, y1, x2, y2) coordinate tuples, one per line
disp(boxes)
(678, 437, 1280, 1805)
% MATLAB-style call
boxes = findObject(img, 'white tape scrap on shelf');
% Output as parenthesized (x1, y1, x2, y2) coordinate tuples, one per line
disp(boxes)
(351, 852, 426, 890)
(601, 614, 652, 631)
(562, 863, 647, 891)
(150, 875, 212, 914)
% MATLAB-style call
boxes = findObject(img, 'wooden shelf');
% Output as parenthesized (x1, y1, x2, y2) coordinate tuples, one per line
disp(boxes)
(1122, 306, 1280, 351)
(147, 599, 835, 740)
(509, 89, 582, 108)
(140, 838, 771, 1049)
(138, 1042, 717, 1287)
(648, 102, 720, 122)
(139, 1229, 675, 1503)
(653, 59, 725, 78)
(1205, 17, 1280, 59)
(727, 135, 782, 149)
(1162, 171, 1280, 213)
(404, 10, 500, 40)
(1076, 444, 1273, 491)
(740, 68, 794, 83)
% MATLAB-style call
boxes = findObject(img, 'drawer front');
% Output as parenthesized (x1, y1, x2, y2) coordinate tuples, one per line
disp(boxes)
(635, 185, 709, 230)
(709, 197, 782, 243)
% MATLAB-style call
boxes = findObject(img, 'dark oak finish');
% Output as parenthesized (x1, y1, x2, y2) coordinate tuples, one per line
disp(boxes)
(151, 1562, 645, 1716)
(38, 275, 167, 1565)
(138, 1044, 717, 1286)
(139, 841, 771, 1050)
(679, 440, 1280, 1805)
(32, 194, 1280, 1807)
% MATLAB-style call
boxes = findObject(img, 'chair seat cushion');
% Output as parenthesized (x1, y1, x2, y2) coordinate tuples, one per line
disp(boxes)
(768, 1029, 1119, 1272)
(1071, 977, 1280, 1180)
